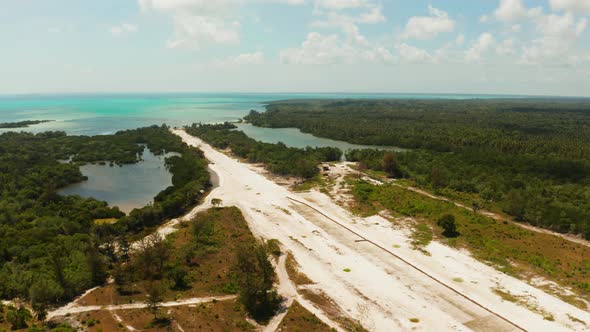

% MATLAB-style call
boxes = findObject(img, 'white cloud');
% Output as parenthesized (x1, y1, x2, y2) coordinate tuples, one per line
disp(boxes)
(534, 13, 586, 38)
(494, 0, 527, 21)
(549, 0, 590, 14)
(522, 13, 588, 64)
(139, 0, 239, 48)
(212, 52, 265, 65)
(280, 32, 394, 65)
(397, 43, 434, 63)
(494, 0, 540, 22)
(311, 0, 385, 29)
(306, 0, 385, 64)
(481, 0, 589, 65)
(358, 5, 385, 23)
(466, 32, 495, 62)
(110, 23, 138, 35)
(402, 5, 454, 40)
(314, 0, 369, 10)
(282, 0, 305, 4)
(139, 0, 305, 48)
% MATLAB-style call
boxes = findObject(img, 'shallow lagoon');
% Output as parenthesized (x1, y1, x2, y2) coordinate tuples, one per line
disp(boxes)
(237, 123, 404, 152)
(59, 147, 178, 213)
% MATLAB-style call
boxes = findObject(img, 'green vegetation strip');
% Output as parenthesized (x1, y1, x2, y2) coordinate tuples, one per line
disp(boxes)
(0, 120, 53, 128)
(185, 123, 341, 179)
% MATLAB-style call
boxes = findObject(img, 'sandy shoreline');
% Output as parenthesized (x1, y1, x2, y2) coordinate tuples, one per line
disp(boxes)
(173, 128, 590, 332)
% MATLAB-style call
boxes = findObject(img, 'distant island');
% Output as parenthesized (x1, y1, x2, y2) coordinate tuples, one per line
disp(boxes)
(0, 119, 53, 128)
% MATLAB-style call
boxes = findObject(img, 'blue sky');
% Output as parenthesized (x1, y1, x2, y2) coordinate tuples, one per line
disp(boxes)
(1, 0, 589, 96)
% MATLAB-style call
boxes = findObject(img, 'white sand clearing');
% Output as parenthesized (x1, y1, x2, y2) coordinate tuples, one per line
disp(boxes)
(173, 128, 590, 332)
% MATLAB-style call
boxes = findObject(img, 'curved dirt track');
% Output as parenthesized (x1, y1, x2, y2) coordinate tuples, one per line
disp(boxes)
(47, 295, 236, 320)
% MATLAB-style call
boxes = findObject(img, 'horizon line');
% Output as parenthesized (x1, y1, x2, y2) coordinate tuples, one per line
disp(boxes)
(1, 91, 590, 99)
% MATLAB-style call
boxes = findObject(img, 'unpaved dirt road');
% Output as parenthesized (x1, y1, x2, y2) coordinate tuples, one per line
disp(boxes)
(46, 295, 236, 320)
(173, 129, 590, 332)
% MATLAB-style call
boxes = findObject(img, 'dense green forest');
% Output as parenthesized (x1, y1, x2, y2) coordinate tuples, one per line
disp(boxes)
(246, 99, 590, 238)
(0, 125, 210, 320)
(186, 123, 341, 178)
(0, 120, 53, 129)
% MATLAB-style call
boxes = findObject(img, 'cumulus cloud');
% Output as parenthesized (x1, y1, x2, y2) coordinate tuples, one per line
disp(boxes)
(482, 0, 589, 65)
(522, 13, 588, 64)
(314, 0, 370, 10)
(139, 0, 239, 48)
(213, 52, 265, 65)
(110, 23, 138, 35)
(397, 43, 434, 63)
(311, 0, 385, 31)
(549, 0, 590, 14)
(293, 0, 387, 64)
(280, 32, 394, 65)
(138, 0, 305, 48)
(466, 33, 495, 62)
(402, 5, 454, 40)
(494, 0, 541, 22)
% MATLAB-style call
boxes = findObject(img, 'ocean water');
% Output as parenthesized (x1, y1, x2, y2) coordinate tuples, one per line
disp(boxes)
(0, 92, 515, 137)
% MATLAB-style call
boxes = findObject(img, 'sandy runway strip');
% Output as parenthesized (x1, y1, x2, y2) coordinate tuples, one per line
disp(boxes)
(173, 129, 590, 332)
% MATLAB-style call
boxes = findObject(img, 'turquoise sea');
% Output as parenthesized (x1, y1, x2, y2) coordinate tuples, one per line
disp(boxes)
(0, 92, 517, 137)
(0, 92, 519, 212)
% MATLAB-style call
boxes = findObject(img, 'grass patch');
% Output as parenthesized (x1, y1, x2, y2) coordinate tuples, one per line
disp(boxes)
(267, 239, 282, 257)
(492, 288, 518, 303)
(293, 173, 326, 192)
(80, 207, 258, 306)
(79, 298, 255, 332)
(276, 206, 292, 215)
(409, 318, 420, 323)
(286, 253, 314, 285)
(278, 301, 333, 332)
(337, 317, 369, 332)
(343, 268, 351, 273)
(493, 288, 555, 320)
(567, 314, 587, 326)
(94, 218, 119, 225)
(410, 223, 432, 255)
(452, 278, 464, 283)
(350, 180, 590, 300)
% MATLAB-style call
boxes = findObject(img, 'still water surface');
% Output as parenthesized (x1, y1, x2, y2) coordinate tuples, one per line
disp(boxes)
(59, 147, 178, 213)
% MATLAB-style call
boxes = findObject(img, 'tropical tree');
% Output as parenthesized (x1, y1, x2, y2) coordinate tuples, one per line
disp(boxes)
(236, 242, 281, 322)
(382, 152, 400, 178)
(437, 214, 459, 238)
(145, 282, 164, 321)
(6, 305, 32, 330)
